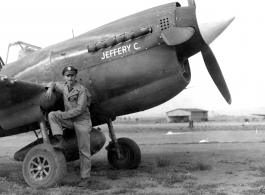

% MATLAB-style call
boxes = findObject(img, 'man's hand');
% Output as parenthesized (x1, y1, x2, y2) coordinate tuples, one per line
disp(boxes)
(56, 111, 64, 120)
(45, 88, 53, 100)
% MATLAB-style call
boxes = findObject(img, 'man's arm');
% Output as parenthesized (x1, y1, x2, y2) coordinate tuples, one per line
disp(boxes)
(45, 82, 64, 100)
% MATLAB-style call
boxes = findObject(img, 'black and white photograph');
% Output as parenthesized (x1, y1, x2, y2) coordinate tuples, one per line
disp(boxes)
(0, 0, 264, 194)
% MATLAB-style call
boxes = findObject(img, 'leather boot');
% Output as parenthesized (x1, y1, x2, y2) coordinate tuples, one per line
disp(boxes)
(53, 135, 65, 150)
(77, 178, 90, 187)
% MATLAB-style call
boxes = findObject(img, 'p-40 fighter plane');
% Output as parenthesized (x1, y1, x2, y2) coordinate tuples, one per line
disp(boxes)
(0, 0, 234, 188)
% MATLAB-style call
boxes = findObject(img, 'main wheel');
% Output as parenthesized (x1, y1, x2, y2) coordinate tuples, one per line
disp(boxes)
(22, 144, 66, 188)
(107, 137, 141, 170)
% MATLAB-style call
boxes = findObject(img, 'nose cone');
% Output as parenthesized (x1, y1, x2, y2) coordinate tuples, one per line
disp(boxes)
(196, 8, 235, 45)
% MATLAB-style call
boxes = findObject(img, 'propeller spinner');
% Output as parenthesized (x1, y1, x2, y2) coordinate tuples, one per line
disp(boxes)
(161, 0, 234, 104)
(195, 1, 234, 104)
(187, 0, 196, 6)
(185, 0, 234, 104)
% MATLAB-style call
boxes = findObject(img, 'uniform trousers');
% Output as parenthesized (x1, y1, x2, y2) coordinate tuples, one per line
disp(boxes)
(48, 111, 91, 178)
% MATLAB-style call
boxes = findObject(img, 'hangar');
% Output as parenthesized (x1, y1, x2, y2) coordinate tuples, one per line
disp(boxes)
(166, 108, 208, 123)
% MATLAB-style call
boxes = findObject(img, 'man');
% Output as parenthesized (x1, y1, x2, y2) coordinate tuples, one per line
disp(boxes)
(45, 66, 92, 187)
(189, 120, 194, 128)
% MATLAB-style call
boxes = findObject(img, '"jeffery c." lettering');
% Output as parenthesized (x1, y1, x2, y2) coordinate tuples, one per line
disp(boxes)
(101, 43, 140, 60)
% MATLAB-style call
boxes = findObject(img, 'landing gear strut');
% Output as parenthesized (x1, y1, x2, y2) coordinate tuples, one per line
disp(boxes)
(22, 118, 66, 188)
(106, 118, 141, 169)
(106, 118, 121, 159)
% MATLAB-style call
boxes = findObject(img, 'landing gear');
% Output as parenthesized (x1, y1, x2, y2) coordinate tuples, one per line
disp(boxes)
(107, 137, 141, 169)
(22, 144, 66, 188)
(106, 119, 141, 169)
(22, 119, 66, 188)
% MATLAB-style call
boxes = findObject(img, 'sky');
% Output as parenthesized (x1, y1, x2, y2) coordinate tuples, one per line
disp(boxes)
(1, 0, 265, 117)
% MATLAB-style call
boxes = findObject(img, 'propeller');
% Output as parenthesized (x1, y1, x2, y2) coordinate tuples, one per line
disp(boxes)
(188, 0, 233, 104)
(0, 57, 4, 71)
(201, 45, 231, 104)
(161, 0, 234, 104)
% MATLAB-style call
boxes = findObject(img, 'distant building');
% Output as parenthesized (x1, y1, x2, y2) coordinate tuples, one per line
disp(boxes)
(166, 108, 208, 123)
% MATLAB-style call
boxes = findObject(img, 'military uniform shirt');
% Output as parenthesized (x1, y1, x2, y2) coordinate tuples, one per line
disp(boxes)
(47, 82, 91, 121)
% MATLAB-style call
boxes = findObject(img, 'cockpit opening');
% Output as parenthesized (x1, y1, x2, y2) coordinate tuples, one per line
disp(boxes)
(5, 41, 41, 64)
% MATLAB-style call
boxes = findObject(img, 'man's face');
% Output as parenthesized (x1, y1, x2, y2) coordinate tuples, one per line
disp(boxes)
(64, 74, 77, 85)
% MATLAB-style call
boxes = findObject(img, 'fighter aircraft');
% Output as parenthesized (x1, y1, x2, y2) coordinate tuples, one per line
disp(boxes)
(0, 0, 234, 188)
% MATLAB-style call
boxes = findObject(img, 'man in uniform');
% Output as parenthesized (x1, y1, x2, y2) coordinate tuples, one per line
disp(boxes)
(45, 66, 92, 187)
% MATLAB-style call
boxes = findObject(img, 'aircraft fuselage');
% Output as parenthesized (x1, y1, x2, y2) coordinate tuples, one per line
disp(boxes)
(1, 3, 199, 125)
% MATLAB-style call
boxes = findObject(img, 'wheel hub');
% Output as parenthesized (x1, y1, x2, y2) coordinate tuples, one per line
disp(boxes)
(28, 155, 51, 180)
(113, 147, 130, 165)
(37, 165, 43, 171)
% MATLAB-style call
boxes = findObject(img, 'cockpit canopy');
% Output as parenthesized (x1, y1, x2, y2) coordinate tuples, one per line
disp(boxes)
(5, 41, 41, 65)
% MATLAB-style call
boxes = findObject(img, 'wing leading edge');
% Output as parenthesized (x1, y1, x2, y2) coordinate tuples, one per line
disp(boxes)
(0, 75, 56, 130)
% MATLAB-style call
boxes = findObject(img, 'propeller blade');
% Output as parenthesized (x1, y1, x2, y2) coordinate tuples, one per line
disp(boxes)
(201, 45, 231, 104)
(187, 0, 196, 6)
(161, 27, 195, 46)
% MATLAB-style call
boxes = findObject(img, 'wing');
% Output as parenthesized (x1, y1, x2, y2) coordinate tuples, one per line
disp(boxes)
(0, 75, 56, 130)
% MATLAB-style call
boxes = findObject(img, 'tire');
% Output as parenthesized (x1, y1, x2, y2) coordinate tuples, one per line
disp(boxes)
(107, 137, 141, 170)
(22, 144, 66, 188)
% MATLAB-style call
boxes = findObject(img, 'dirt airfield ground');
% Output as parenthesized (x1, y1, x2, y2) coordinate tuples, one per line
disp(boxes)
(1, 121, 265, 194)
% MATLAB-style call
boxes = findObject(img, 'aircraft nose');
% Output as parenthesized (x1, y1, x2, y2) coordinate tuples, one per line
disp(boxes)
(196, 8, 235, 45)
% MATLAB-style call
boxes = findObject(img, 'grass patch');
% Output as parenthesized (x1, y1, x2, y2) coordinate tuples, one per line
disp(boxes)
(251, 165, 265, 176)
(88, 181, 112, 191)
(249, 179, 265, 188)
(0, 177, 29, 195)
(143, 166, 160, 174)
(110, 188, 136, 195)
(156, 157, 171, 167)
(186, 162, 213, 171)
(242, 189, 261, 195)
(183, 181, 197, 189)
(136, 193, 173, 195)
(138, 164, 161, 175)
(0, 177, 111, 195)
(49, 187, 87, 195)
(121, 178, 158, 190)
(155, 173, 197, 186)
(123, 181, 147, 189)
(258, 187, 265, 194)
(184, 182, 227, 195)
(195, 183, 221, 190)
